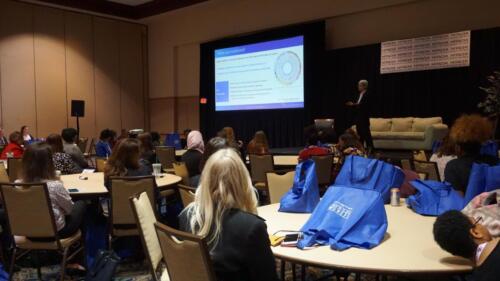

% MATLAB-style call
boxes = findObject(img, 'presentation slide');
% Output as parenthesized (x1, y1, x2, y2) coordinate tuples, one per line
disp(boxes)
(214, 36, 304, 111)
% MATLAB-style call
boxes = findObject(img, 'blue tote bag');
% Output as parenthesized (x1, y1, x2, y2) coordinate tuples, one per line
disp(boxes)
(279, 159, 320, 213)
(297, 185, 387, 251)
(406, 180, 464, 216)
(334, 156, 405, 203)
(480, 140, 499, 158)
(464, 163, 500, 205)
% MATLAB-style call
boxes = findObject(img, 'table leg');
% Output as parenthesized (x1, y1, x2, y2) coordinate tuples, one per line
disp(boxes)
(280, 260, 285, 280)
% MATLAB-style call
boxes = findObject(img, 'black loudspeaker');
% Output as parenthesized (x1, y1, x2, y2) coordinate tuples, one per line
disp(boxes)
(71, 100, 85, 117)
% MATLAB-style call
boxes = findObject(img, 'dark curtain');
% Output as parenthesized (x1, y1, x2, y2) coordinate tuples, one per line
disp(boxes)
(317, 27, 500, 136)
(199, 22, 325, 148)
(199, 26, 500, 147)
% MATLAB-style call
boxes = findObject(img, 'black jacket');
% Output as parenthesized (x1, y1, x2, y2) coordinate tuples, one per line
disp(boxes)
(444, 153, 498, 193)
(179, 208, 279, 281)
(353, 90, 372, 121)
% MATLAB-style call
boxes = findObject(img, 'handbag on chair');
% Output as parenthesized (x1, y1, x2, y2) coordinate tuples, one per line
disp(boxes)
(85, 250, 120, 281)
(278, 159, 320, 213)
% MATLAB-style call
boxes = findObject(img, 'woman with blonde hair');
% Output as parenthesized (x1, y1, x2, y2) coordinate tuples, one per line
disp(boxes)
(179, 148, 278, 281)
(445, 114, 498, 195)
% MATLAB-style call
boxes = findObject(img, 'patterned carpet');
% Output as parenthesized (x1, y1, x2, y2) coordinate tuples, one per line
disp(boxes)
(10, 260, 460, 281)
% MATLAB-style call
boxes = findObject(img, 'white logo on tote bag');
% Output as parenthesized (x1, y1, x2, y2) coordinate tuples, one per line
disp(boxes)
(328, 201, 353, 219)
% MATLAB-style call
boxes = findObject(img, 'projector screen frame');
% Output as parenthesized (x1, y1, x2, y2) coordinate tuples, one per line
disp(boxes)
(214, 35, 305, 112)
(199, 21, 325, 148)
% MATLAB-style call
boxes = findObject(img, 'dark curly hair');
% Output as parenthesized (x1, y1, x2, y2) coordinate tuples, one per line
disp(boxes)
(433, 210, 477, 259)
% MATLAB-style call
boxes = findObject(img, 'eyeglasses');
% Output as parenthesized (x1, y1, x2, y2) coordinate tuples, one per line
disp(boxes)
(472, 216, 483, 227)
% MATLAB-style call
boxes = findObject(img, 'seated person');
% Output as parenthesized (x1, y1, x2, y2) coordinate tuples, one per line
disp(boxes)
(298, 126, 329, 162)
(218, 127, 243, 151)
(462, 189, 500, 237)
(20, 142, 87, 240)
(247, 130, 270, 155)
(444, 115, 499, 195)
(150, 131, 161, 147)
(0, 127, 8, 146)
(434, 210, 499, 281)
(180, 148, 279, 281)
(333, 132, 366, 165)
(199, 137, 229, 174)
(95, 129, 113, 158)
(61, 128, 89, 169)
(0, 131, 24, 159)
(103, 138, 151, 190)
(21, 125, 34, 145)
(46, 134, 82, 175)
(138, 132, 156, 167)
(181, 130, 204, 184)
(429, 135, 457, 180)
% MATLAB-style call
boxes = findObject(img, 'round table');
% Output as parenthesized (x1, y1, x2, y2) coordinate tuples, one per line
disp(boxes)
(61, 172, 182, 197)
(257, 203, 473, 276)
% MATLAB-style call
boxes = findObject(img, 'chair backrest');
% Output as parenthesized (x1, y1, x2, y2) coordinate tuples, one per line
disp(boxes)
(7, 158, 23, 182)
(401, 159, 413, 170)
(78, 138, 88, 154)
(95, 158, 107, 172)
(173, 162, 190, 185)
(178, 184, 196, 207)
(155, 222, 216, 281)
(0, 163, 10, 183)
(130, 191, 163, 280)
(413, 150, 428, 162)
(413, 160, 440, 181)
(110, 176, 156, 227)
(0, 183, 58, 239)
(249, 154, 274, 183)
(266, 171, 295, 204)
(156, 146, 176, 169)
(311, 154, 333, 185)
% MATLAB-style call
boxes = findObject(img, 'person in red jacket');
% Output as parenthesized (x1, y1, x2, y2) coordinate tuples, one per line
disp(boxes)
(0, 131, 24, 159)
(298, 126, 329, 162)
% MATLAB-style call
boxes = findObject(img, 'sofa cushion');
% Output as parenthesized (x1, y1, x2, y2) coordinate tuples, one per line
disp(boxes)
(370, 118, 392, 132)
(412, 117, 443, 132)
(391, 117, 414, 132)
(372, 131, 425, 140)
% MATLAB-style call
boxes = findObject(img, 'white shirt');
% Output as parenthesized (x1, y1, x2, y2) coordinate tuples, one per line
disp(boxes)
(429, 154, 457, 181)
(357, 90, 366, 104)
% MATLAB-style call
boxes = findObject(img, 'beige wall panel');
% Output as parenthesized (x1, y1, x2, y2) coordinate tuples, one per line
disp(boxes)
(119, 22, 145, 131)
(33, 6, 68, 137)
(0, 1, 37, 135)
(176, 44, 199, 98)
(149, 98, 174, 133)
(65, 12, 96, 139)
(326, 0, 500, 49)
(176, 97, 199, 131)
(94, 18, 122, 133)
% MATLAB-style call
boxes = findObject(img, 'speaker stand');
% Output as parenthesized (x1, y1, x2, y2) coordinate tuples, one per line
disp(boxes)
(76, 115, 80, 138)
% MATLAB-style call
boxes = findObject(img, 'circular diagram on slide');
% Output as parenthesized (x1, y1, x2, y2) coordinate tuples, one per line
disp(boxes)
(274, 51, 302, 85)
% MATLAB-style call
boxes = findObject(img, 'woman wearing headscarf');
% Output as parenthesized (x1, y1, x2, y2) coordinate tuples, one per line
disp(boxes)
(181, 130, 204, 186)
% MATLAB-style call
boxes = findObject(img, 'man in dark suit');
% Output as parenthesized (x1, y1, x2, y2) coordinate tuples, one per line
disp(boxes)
(346, 79, 374, 151)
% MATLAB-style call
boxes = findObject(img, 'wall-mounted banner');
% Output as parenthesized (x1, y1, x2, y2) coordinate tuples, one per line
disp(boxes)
(380, 30, 470, 74)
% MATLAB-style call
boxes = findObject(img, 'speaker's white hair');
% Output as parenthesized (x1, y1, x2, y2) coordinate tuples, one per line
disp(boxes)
(358, 79, 368, 88)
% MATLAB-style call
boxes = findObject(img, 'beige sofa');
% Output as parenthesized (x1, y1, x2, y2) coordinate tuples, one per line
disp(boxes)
(369, 117, 448, 150)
